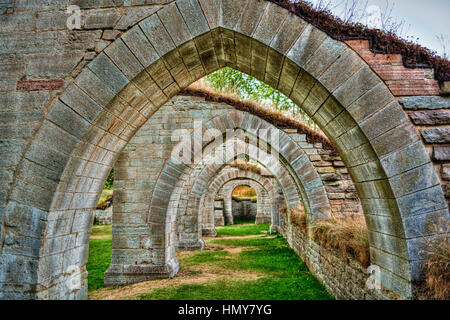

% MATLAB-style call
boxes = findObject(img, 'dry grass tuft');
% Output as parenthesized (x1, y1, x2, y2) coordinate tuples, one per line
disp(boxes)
(229, 159, 262, 175)
(232, 185, 257, 202)
(312, 214, 370, 268)
(290, 205, 307, 232)
(181, 82, 336, 152)
(420, 220, 450, 300)
(283, 205, 370, 267)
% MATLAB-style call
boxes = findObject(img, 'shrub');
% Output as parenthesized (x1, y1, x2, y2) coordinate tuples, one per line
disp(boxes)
(96, 189, 113, 210)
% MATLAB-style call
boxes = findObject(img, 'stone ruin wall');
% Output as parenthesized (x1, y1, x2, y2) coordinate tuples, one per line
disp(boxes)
(116, 94, 365, 238)
(280, 218, 388, 300)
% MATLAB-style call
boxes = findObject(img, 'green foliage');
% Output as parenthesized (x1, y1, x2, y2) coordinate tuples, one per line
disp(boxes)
(205, 67, 318, 130)
(104, 168, 114, 190)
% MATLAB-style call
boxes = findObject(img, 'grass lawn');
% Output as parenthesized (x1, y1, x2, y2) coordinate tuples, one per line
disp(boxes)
(216, 223, 270, 236)
(86, 225, 112, 292)
(87, 223, 333, 300)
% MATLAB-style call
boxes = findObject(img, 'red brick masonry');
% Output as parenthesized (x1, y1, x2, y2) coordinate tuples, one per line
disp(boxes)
(16, 79, 65, 91)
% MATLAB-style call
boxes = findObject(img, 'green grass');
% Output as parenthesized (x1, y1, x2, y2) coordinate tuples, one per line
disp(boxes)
(91, 224, 112, 237)
(86, 238, 111, 292)
(181, 249, 230, 267)
(139, 277, 332, 300)
(140, 235, 333, 300)
(86, 225, 112, 292)
(216, 223, 270, 236)
(87, 224, 333, 300)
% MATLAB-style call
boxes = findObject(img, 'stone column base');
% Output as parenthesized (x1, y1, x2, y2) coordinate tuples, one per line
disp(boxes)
(104, 258, 180, 287)
(224, 215, 234, 225)
(255, 215, 271, 224)
(215, 216, 225, 226)
(176, 239, 205, 251)
(270, 224, 279, 234)
(202, 228, 217, 237)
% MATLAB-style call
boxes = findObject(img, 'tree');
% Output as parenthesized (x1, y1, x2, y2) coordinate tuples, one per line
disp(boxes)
(205, 67, 319, 130)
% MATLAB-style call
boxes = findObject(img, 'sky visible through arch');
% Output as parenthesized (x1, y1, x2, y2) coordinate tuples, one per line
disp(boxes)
(300, 0, 450, 56)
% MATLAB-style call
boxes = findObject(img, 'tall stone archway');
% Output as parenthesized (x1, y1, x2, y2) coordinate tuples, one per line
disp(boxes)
(0, 0, 447, 299)
(201, 167, 283, 234)
(224, 180, 269, 224)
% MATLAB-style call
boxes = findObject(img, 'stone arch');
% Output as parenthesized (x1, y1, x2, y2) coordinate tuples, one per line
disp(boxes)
(223, 180, 269, 224)
(218, 177, 280, 226)
(156, 132, 306, 253)
(1, 0, 447, 299)
(201, 167, 284, 235)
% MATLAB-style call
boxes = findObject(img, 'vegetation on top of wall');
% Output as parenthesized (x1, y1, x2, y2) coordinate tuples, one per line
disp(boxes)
(181, 83, 336, 152)
(270, 0, 450, 82)
(232, 185, 258, 202)
(205, 67, 320, 131)
(281, 206, 370, 267)
(229, 159, 263, 175)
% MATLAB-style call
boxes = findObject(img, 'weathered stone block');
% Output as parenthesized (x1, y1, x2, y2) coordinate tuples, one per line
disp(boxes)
(420, 127, 450, 144)
(87, 52, 129, 95)
(253, 1, 287, 45)
(269, 9, 308, 55)
(157, 2, 192, 46)
(114, 6, 161, 30)
(139, 14, 176, 57)
(360, 101, 409, 141)
(177, 0, 210, 37)
(104, 38, 144, 80)
(82, 8, 121, 29)
(433, 146, 450, 161)
(198, 0, 221, 29)
(408, 109, 450, 125)
(380, 140, 431, 178)
(399, 96, 450, 110)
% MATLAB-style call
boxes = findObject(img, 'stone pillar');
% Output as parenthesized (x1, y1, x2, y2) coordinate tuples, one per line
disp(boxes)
(104, 258, 180, 287)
